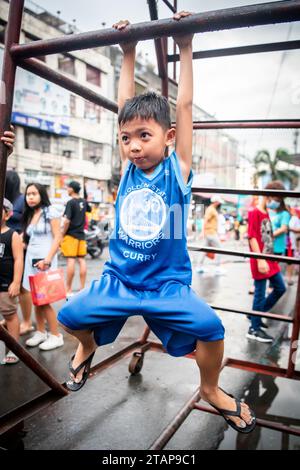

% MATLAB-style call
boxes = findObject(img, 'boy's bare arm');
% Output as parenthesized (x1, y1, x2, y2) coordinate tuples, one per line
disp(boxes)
(9, 231, 24, 297)
(249, 237, 270, 274)
(173, 11, 194, 184)
(113, 20, 137, 169)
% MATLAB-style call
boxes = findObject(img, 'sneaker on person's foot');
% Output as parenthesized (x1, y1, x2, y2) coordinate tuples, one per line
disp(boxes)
(25, 330, 48, 347)
(39, 333, 64, 351)
(260, 321, 269, 329)
(246, 328, 273, 343)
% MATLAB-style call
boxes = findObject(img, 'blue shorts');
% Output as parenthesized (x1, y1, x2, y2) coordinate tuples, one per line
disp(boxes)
(58, 273, 225, 357)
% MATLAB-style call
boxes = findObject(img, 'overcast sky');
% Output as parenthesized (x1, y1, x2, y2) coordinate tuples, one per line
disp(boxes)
(26, 0, 300, 160)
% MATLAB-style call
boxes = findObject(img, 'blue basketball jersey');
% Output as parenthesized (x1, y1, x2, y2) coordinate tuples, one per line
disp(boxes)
(103, 151, 193, 289)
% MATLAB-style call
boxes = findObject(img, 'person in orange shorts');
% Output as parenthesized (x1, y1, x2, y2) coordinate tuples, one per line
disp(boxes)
(61, 181, 90, 296)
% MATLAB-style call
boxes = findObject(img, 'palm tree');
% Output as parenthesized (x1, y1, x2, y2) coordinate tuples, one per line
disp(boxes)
(254, 148, 299, 189)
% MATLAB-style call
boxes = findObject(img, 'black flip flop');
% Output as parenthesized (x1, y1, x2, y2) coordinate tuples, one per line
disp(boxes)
(206, 388, 256, 434)
(66, 351, 95, 392)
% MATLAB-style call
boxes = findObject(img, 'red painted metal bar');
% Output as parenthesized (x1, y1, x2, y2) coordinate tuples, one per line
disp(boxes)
(149, 388, 201, 450)
(139, 326, 151, 343)
(148, 0, 168, 81)
(90, 341, 142, 375)
(188, 246, 300, 264)
(161, 37, 169, 99)
(10, 1, 300, 59)
(224, 358, 300, 379)
(192, 187, 300, 197)
(18, 58, 118, 113)
(0, 390, 67, 437)
(193, 403, 300, 437)
(287, 266, 300, 377)
(172, 0, 177, 81)
(190, 119, 300, 129)
(168, 39, 300, 62)
(210, 305, 293, 323)
(161, 0, 177, 13)
(0, 0, 24, 216)
(0, 325, 67, 396)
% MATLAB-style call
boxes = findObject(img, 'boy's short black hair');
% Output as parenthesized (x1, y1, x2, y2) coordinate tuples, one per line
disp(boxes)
(68, 180, 81, 194)
(118, 92, 171, 130)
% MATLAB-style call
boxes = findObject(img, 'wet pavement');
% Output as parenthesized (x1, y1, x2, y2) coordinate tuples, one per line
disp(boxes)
(1, 240, 300, 450)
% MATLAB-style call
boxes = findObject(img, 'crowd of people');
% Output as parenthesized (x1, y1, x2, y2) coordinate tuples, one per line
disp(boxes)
(192, 181, 300, 343)
(0, 169, 91, 362)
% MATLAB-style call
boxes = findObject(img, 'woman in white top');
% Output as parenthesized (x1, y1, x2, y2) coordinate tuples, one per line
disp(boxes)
(22, 183, 64, 351)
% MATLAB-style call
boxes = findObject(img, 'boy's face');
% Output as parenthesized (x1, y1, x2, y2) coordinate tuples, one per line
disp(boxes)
(119, 117, 175, 172)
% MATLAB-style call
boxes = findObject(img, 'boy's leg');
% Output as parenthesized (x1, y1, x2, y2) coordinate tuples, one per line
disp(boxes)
(263, 272, 286, 312)
(207, 234, 222, 267)
(60, 323, 97, 383)
(58, 274, 140, 384)
(19, 286, 33, 334)
(1, 312, 20, 364)
(66, 257, 76, 294)
(78, 257, 87, 290)
(196, 339, 253, 428)
(35, 305, 47, 332)
(250, 279, 266, 330)
(5, 312, 20, 342)
(42, 304, 60, 336)
(195, 237, 209, 272)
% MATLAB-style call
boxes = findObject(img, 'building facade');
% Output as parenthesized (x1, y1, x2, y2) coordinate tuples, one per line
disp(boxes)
(1, 0, 114, 203)
(1, 0, 240, 204)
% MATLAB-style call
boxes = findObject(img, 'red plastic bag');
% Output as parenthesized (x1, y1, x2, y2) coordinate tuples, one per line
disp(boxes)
(29, 268, 66, 306)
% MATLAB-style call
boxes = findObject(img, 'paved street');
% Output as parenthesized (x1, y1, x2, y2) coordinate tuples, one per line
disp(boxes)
(1, 240, 299, 450)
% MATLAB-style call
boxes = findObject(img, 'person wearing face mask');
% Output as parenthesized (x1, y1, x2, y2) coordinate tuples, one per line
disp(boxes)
(246, 186, 286, 343)
(265, 181, 291, 257)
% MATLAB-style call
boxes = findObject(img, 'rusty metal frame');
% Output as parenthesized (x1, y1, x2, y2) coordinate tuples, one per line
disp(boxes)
(168, 39, 300, 62)
(1, 0, 300, 449)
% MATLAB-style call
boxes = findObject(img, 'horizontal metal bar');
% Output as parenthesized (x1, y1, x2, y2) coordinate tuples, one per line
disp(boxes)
(192, 187, 300, 197)
(149, 388, 201, 450)
(18, 58, 118, 113)
(210, 304, 293, 323)
(225, 357, 300, 380)
(90, 341, 142, 375)
(0, 390, 64, 436)
(190, 119, 300, 129)
(10, 1, 300, 58)
(188, 245, 300, 264)
(193, 403, 300, 437)
(0, 325, 67, 396)
(168, 39, 300, 62)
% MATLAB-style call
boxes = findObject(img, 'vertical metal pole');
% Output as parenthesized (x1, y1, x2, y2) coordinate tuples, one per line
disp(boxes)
(172, 0, 177, 80)
(0, 0, 24, 214)
(287, 266, 300, 378)
(161, 37, 169, 98)
(162, 37, 169, 158)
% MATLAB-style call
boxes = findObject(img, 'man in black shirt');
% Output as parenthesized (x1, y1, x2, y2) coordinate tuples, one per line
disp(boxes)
(61, 181, 90, 296)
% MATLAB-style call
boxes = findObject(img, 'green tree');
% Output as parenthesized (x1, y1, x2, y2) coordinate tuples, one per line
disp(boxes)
(254, 148, 299, 189)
